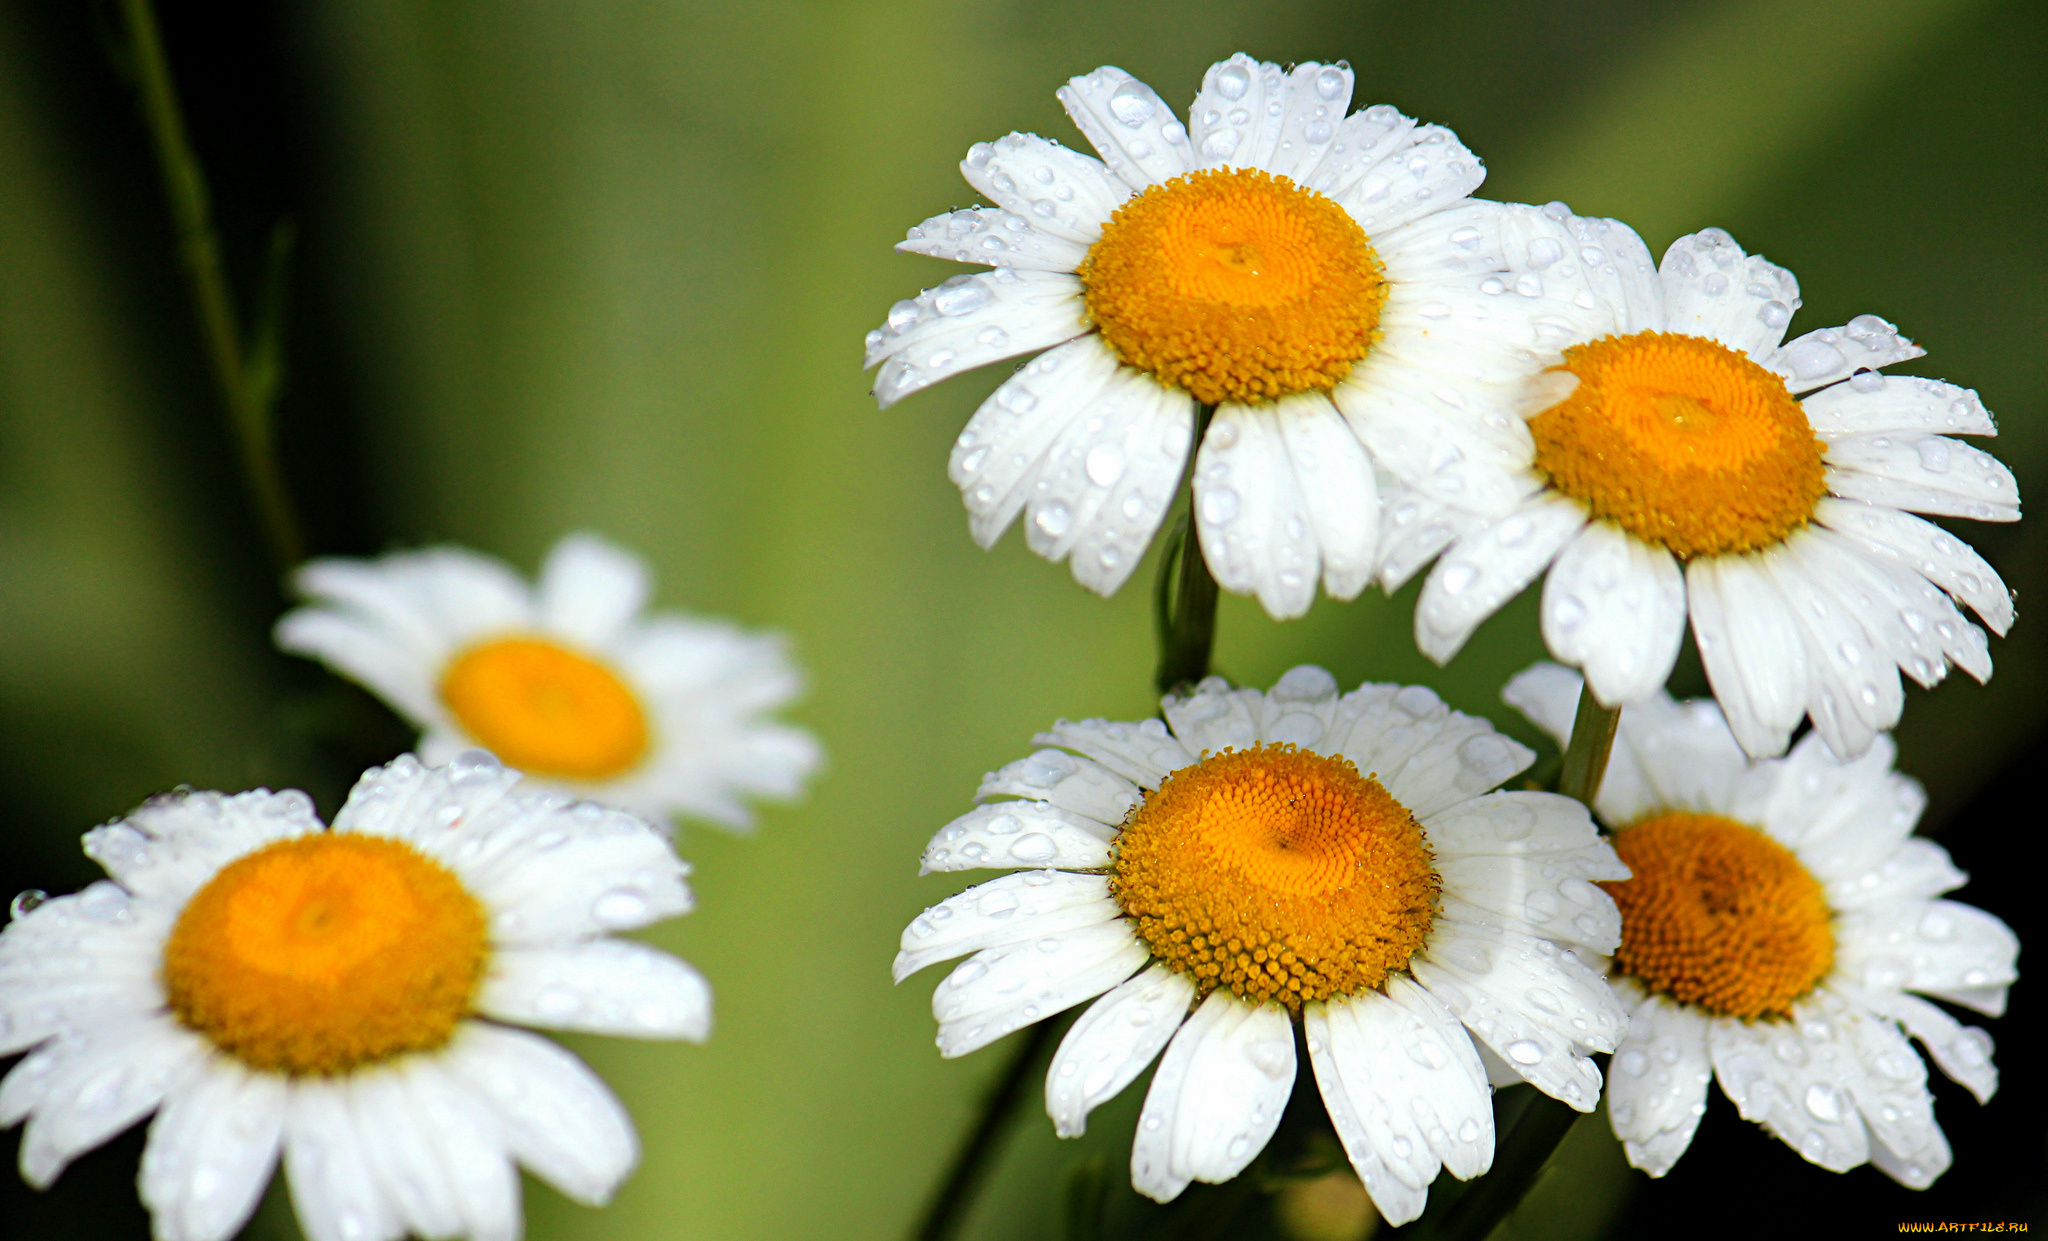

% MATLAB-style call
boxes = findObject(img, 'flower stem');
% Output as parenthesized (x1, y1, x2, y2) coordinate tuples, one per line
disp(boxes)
(1154, 404, 1220, 695)
(116, 0, 307, 576)
(1557, 683, 1622, 808)
(1421, 684, 1620, 1241)
(912, 1019, 1062, 1241)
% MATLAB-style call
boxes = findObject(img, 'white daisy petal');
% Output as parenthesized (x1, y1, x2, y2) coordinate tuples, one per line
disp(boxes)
(976, 749, 1140, 823)
(1187, 54, 1288, 172)
(1758, 536, 1903, 759)
(1299, 103, 1417, 200)
(1765, 316, 1925, 394)
(961, 132, 1125, 244)
(1374, 485, 1485, 593)
(273, 609, 446, 725)
(1195, 405, 1322, 620)
(1056, 66, 1192, 190)
(1826, 434, 2020, 520)
(1813, 498, 2013, 635)
(919, 801, 1115, 874)
(1419, 790, 1607, 859)
(871, 271, 1090, 408)
(895, 206, 1092, 272)
(284, 1080, 403, 1241)
(1825, 838, 1968, 911)
(1686, 554, 1810, 758)
(1303, 1001, 1429, 1226)
(894, 871, 1120, 981)
(1807, 527, 1990, 686)
(1707, 998, 1870, 1173)
(1374, 716, 1535, 821)
(536, 533, 649, 650)
(1044, 964, 1196, 1138)
(85, 789, 322, 906)
(1333, 358, 1539, 518)
(1541, 520, 1687, 706)
(8, 1016, 210, 1190)
(1851, 987, 1998, 1105)
(1036, 716, 1193, 787)
(1305, 997, 1437, 1195)
(1279, 394, 1380, 600)
(1836, 899, 2019, 999)
(1435, 855, 1623, 954)
(1134, 992, 1294, 1199)
(1410, 932, 1606, 1110)
(1835, 1000, 1948, 1188)
(1160, 677, 1266, 754)
(481, 940, 712, 1041)
(1415, 495, 1585, 664)
(1023, 369, 1195, 594)
(1656, 228, 1802, 359)
(1260, 62, 1357, 183)
(1329, 125, 1485, 234)
(0, 891, 168, 1057)
(1804, 375, 1996, 438)
(439, 1022, 638, 1207)
(953, 338, 1124, 550)
(391, 1060, 524, 1241)
(140, 1060, 285, 1241)
(1605, 993, 1714, 1177)
(933, 921, 1148, 1058)
(290, 548, 534, 655)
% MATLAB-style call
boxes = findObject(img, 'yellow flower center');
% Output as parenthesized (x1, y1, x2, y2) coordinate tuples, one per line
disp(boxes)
(439, 636, 650, 781)
(1110, 745, 1438, 1008)
(1078, 169, 1385, 406)
(162, 833, 489, 1074)
(1531, 332, 1826, 558)
(1603, 812, 1834, 1021)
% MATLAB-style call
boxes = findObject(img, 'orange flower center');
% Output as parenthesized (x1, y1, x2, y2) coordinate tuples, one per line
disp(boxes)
(1111, 744, 1437, 1008)
(1079, 169, 1384, 405)
(1531, 332, 1826, 558)
(439, 636, 650, 780)
(162, 833, 489, 1074)
(1603, 812, 1834, 1021)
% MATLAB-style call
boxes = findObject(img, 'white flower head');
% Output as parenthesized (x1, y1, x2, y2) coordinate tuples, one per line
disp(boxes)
(868, 54, 1625, 619)
(0, 751, 712, 1241)
(277, 532, 821, 832)
(1407, 222, 2017, 759)
(896, 667, 1632, 1225)
(1507, 662, 2017, 1187)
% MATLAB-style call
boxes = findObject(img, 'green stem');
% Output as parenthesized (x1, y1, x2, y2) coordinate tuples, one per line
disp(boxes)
(1557, 683, 1622, 808)
(1153, 404, 1220, 695)
(117, 0, 306, 575)
(1420, 685, 1620, 1240)
(911, 1019, 1062, 1241)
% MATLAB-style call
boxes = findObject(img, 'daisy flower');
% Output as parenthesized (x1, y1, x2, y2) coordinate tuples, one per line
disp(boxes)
(0, 750, 709, 1241)
(895, 667, 1631, 1224)
(277, 532, 820, 831)
(1405, 222, 2017, 759)
(866, 54, 1622, 618)
(1506, 663, 2017, 1187)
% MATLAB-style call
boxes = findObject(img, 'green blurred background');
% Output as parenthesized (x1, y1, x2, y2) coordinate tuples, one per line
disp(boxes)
(1, 1, 2042, 1237)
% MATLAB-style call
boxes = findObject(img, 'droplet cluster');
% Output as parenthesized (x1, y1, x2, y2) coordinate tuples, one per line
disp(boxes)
(1079, 169, 1384, 406)
(1110, 744, 1437, 1007)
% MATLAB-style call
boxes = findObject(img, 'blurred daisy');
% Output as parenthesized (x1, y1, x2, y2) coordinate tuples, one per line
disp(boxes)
(867, 54, 1620, 618)
(277, 532, 820, 832)
(0, 751, 709, 1241)
(1407, 224, 2016, 759)
(1508, 663, 2016, 1187)
(895, 668, 1631, 1224)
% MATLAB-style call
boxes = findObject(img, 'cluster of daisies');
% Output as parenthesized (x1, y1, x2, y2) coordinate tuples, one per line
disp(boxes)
(1, 535, 819, 1241)
(876, 52, 2021, 1227)
(1, 48, 2025, 1241)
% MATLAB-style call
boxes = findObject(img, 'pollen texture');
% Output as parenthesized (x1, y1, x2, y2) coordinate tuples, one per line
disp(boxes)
(1110, 744, 1438, 1008)
(162, 832, 489, 1074)
(1531, 332, 1826, 558)
(440, 636, 650, 780)
(1604, 812, 1834, 1021)
(1079, 169, 1384, 406)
